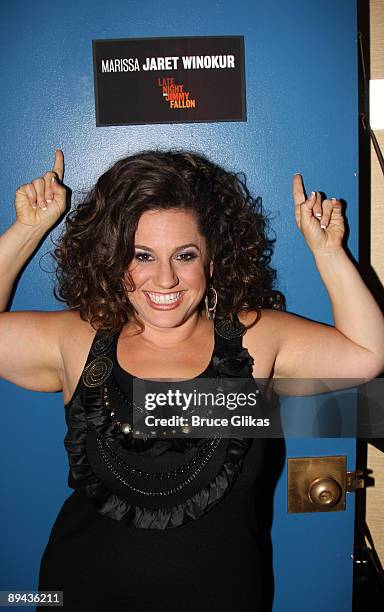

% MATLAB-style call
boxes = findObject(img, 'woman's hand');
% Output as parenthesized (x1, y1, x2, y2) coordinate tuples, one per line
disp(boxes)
(14, 150, 67, 231)
(293, 174, 345, 252)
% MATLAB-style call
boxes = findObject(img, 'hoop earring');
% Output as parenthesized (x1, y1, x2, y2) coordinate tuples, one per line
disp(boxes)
(205, 285, 217, 320)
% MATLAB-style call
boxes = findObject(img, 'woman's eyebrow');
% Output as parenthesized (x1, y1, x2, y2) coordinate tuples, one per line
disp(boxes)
(134, 243, 201, 252)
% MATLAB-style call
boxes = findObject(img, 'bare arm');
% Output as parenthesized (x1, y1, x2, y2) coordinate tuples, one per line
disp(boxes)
(277, 177, 384, 379)
(246, 176, 384, 384)
(0, 150, 68, 392)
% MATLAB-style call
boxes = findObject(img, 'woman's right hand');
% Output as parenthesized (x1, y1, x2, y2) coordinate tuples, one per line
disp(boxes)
(14, 150, 67, 231)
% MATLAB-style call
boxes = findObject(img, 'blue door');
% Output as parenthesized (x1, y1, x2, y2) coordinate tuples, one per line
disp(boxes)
(0, 1, 358, 610)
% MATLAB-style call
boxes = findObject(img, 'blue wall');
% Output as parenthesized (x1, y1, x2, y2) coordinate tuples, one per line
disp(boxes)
(0, 1, 358, 610)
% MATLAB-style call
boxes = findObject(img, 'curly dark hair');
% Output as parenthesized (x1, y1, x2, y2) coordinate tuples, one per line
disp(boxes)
(52, 150, 285, 332)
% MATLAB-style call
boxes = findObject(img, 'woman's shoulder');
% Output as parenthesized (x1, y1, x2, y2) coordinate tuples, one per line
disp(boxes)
(55, 309, 98, 353)
(45, 310, 98, 377)
(236, 309, 284, 378)
(47, 309, 96, 340)
(237, 308, 286, 329)
(237, 308, 284, 348)
(237, 308, 305, 353)
(54, 310, 100, 405)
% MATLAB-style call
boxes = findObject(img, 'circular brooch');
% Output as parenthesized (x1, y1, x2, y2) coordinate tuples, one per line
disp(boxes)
(214, 318, 246, 339)
(91, 334, 115, 357)
(82, 357, 114, 387)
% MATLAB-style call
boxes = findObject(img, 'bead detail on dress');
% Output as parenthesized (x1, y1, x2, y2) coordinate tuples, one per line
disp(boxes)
(97, 435, 221, 496)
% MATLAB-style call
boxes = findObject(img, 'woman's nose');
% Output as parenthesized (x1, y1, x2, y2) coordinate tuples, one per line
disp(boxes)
(153, 260, 179, 288)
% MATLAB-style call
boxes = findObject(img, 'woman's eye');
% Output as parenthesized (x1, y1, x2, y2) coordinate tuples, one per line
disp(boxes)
(134, 252, 154, 262)
(134, 251, 197, 263)
(176, 252, 198, 262)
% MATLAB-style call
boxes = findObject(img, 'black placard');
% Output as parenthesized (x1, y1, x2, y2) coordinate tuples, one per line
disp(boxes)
(92, 36, 246, 126)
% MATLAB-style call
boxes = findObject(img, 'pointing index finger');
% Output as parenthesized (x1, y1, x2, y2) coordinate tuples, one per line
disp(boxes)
(292, 173, 305, 207)
(53, 149, 64, 181)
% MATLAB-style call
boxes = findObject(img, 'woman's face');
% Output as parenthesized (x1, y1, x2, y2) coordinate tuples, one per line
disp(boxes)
(125, 209, 213, 329)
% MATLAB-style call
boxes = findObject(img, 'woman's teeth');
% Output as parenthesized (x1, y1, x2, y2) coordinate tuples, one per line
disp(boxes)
(146, 292, 182, 304)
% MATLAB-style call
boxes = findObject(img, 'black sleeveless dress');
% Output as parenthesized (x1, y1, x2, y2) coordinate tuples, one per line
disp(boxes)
(38, 318, 270, 611)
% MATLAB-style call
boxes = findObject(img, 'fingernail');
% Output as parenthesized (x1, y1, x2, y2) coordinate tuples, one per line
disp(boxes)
(331, 197, 337, 201)
(32, 203, 37, 209)
(315, 213, 322, 218)
(46, 199, 52, 203)
(293, 172, 301, 175)
(320, 224, 326, 229)
(41, 201, 48, 210)
(51, 176, 56, 183)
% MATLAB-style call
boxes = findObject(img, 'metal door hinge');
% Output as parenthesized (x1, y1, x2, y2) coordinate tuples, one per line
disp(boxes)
(346, 469, 374, 492)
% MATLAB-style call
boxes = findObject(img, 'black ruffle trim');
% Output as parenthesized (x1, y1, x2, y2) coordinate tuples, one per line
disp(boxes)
(88, 435, 250, 529)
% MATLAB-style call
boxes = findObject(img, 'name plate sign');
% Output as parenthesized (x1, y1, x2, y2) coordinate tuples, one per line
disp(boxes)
(92, 36, 246, 126)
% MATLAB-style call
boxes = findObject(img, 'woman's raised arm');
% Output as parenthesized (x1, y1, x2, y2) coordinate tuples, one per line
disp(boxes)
(245, 175, 384, 382)
(0, 150, 68, 392)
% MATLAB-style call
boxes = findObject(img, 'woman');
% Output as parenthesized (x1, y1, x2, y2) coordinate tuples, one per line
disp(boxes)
(0, 149, 383, 611)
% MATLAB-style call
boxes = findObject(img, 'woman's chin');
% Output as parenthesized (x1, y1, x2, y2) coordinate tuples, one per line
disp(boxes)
(142, 315, 187, 329)
(132, 303, 198, 328)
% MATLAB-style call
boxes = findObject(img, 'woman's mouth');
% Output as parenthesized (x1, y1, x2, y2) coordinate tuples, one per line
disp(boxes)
(144, 291, 184, 310)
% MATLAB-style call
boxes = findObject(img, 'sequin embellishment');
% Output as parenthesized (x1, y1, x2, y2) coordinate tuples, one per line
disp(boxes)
(91, 334, 115, 357)
(214, 318, 246, 339)
(82, 357, 113, 387)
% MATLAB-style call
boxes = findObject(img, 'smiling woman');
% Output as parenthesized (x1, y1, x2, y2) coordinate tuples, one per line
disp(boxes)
(0, 149, 383, 611)
(52, 149, 283, 335)
(126, 209, 212, 325)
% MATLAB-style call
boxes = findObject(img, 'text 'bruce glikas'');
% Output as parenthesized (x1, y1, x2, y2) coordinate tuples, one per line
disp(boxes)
(101, 55, 236, 72)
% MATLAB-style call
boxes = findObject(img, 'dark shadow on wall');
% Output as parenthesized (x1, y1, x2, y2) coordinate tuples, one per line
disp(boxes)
(353, 1, 384, 610)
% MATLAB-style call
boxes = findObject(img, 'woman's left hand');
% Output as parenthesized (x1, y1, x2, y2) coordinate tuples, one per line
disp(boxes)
(293, 174, 345, 252)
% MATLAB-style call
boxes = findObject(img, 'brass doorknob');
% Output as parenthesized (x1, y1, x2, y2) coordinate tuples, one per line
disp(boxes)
(308, 477, 342, 508)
